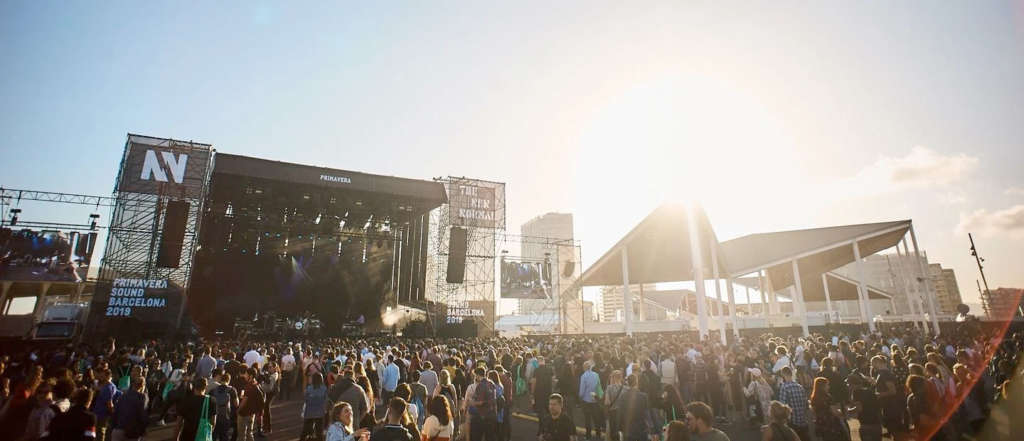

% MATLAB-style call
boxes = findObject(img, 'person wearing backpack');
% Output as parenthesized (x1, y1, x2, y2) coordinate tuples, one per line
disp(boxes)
(237, 367, 265, 441)
(212, 372, 239, 441)
(111, 376, 148, 441)
(176, 377, 217, 441)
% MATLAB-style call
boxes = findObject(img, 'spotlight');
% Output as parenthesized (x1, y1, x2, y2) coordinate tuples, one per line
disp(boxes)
(354, 200, 363, 207)
(9, 208, 21, 226)
(314, 213, 322, 225)
(89, 214, 100, 230)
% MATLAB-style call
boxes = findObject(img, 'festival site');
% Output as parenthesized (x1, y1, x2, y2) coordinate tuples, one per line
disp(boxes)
(1, 2, 1023, 441)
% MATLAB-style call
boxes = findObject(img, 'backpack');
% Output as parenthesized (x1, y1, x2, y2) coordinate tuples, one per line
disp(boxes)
(494, 384, 506, 423)
(213, 385, 235, 419)
(242, 384, 265, 415)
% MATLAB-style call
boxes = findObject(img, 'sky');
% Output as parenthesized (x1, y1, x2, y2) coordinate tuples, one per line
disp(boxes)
(2, 1, 1023, 313)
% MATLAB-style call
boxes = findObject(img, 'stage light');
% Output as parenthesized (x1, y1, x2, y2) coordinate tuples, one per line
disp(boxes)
(314, 213, 322, 225)
(9, 208, 21, 226)
(354, 200, 363, 206)
(303, 194, 311, 200)
(89, 214, 100, 230)
(329, 196, 337, 204)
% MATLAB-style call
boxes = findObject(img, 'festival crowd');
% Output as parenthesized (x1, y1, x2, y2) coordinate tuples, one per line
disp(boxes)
(0, 322, 1021, 441)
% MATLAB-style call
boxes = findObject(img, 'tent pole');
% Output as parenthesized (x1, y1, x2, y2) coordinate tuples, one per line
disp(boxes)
(687, 208, 709, 340)
(758, 271, 767, 316)
(853, 240, 876, 332)
(710, 237, 726, 344)
(726, 278, 739, 337)
(621, 247, 632, 337)
(744, 284, 753, 316)
(902, 238, 926, 331)
(910, 224, 941, 335)
(822, 273, 834, 323)
(792, 260, 810, 337)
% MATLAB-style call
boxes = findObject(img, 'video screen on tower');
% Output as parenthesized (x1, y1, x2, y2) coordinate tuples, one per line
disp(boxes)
(0, 228, 97, 282)
(500, 258, 551, 299)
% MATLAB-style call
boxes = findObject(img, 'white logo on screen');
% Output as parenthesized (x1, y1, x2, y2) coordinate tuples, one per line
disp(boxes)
(140, 150, 189, 184)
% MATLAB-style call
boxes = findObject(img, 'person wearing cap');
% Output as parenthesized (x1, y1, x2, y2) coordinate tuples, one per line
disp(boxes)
(743, 368, 773, 426)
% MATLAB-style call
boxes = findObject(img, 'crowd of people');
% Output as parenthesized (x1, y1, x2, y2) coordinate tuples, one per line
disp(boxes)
(0, 321, 1020, 441)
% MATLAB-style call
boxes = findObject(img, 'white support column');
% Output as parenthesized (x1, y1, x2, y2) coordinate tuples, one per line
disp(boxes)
(902, 239, 927, 330)
(687, 208, 709, 340)
(767, 275, 779, 314)
(0, 281, 12, 314)
(621, 248, 633, 337)
(792, 260, 810, 336)
(33, 282, 51, 323)
(910, 225, 941, 335)
(709, 237, 726, 344)
(638, 283, 646, 321)
(822, 273, 834, 322)
(853, 241, 876, 332)
(744, 285, 753, 315)
(757, 271, 767, 316)
(726, 278, 739, 337)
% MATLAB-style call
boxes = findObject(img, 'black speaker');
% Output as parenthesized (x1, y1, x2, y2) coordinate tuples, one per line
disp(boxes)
(563, 261, 575, 278)
(157, 200, 190, 268)
(446, 227, 468, 283)
(74, 232, 99, 264)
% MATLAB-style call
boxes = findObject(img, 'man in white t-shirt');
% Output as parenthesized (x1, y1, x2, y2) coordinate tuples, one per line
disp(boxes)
(281, 348, 297, 401)
(244, 348, 262, 368)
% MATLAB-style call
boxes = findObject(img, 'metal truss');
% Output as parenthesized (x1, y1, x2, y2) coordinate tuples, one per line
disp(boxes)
(0, 188, 116, 207)
(496, 233, 584, 334)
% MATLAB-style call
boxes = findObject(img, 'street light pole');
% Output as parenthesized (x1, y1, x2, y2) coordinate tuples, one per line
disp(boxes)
(969, 233, 993, 316)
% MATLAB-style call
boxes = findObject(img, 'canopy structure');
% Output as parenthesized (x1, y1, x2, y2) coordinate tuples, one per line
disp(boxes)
(580, 203, 940, 340)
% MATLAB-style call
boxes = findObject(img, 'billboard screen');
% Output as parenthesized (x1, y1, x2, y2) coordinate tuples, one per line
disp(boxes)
(115, 135, 211, 198)
(0, 228, 96, 282)
(500, 258, 551, 299)
(449, 182, 499, 229)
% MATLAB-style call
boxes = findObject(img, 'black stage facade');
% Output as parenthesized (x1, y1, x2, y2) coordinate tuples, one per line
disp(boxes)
(189, 154, 446, 336)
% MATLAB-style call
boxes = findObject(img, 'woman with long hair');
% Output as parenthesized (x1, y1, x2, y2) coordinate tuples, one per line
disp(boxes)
(906, 375, 945, 441)
(326, 402, 370, 441)
(810, 377, 847, 441)
(662, 420, 690, 441)
(434, 369, 458, 414)
(301, 373, 329, 441)
(422, 395, 454, 441)
(661, 384, 685, 423)
(355, 374, 378, 430)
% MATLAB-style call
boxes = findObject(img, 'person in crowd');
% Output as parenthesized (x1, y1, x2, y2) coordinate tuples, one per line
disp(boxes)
(619, 375, 652, 441)
(211, 372, 239, 441)
(281, 348, 297, 401)
(47, 387, 97, 441)
(603, 370, 626, 441)
(327, 402, 370, 441)
(258, 360, 280, 436)
(662, 383, 686, 426)
(684, 401, 730, 441)
(91, 368, 120, 441)
(177, 377, 216, 441)
(198, 348, 217, 380)
(760, 401, 800, 441)
(662, 420, 690, 441)
(577, 361, 603, 441)
(238, 367, 265, 441)
(530, 356, 554, 420)
(110, 376, 148, 441)
(301, 372, 329, 441)
(420, 362, 439, 403)
(331, 368, 371, 424)
(409, 371, 429, 427)
(742, 368, 772, 426)
(422, 395, 455, 441)
(846, 372, 882, 441)
(870, 355, 907, 440)
(466, 366, 497, 441)
(538, 393, 575, 441)
(775, 367, 809, 441)
(809, 377, 846, 441)
(372, 398, 414, 441)
(381, 356, 401, 406)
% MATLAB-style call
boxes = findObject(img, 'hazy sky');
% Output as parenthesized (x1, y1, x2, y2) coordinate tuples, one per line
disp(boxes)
(2, 1, 1023, 308)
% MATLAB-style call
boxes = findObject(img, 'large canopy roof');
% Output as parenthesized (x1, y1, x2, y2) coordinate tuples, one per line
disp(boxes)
(734, 272, 893, 302)
(580, 204, 724, 286)
(581, 203, 911, 290)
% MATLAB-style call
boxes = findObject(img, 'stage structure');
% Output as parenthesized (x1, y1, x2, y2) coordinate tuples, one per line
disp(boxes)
(426, 177, 505, 335)
(85, 134, 214, 340)
(496, 233, 584, 335)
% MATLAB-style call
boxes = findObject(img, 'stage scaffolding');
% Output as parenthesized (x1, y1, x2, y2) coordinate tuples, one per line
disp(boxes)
(426, 177, 505, 334)
(496, 233, 584, 335)
(91, 136, 214, 336)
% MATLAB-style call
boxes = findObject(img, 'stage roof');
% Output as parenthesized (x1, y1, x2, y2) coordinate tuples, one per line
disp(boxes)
(580, 203, 911, 290)
(580, 204, 725, 287)
(734, 272, 892, 302)
(212, 153, 448, 209)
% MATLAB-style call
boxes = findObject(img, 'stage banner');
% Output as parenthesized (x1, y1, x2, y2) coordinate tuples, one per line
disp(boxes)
(0, 229, 93, 282)
(115, 134, 212, 198)
(500, 258, 551, 299)
(87, 278, 183, 338)
(449, 182, 499, 228)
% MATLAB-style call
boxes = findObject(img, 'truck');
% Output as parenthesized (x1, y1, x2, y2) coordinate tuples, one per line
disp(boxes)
(30, 302, 90, 342)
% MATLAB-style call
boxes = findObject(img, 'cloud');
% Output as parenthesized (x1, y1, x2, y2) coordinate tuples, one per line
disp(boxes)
(858, 146, 979, 188)
(830, 146, 979, 198)
(1005, 187, 1024, 197)
(956, 204, 1024, 238)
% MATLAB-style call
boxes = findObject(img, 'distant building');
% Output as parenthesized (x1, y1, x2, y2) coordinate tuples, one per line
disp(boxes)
(986, 288, 1024, 319)
(600, 284, 659, 322)
(929, 264, 963, 314)
(833, 253, 936, 315)
(519, 213, 575, 316)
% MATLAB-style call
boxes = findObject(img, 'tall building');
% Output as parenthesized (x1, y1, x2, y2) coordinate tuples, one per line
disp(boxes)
(833, 252, 934, 315)
(599, 283, 659, 322)
(518, 213, 575, 315)
(928, 264, 963, 314)
(986, 288, 1024, 319)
